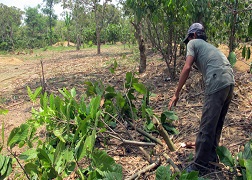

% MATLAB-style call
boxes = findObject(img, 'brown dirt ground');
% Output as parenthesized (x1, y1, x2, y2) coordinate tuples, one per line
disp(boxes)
(0, 44, 252, 179)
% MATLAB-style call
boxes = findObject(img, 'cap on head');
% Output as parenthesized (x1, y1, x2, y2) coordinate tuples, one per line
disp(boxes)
(183, 23, 205, 44)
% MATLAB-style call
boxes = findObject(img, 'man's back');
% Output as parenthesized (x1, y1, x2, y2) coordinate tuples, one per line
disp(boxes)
(186, 39, 235, 95)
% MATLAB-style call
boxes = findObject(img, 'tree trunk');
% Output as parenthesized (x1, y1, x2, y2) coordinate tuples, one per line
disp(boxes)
(229, 1, 238, 54)
(76, 34, 80, 50)
(132, 21, 146, 73)
(96, 28, 101, 54)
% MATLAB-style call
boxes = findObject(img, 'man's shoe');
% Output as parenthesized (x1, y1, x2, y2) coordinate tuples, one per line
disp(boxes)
(185, 164, 198, 173)
(185, 164, 208, 176)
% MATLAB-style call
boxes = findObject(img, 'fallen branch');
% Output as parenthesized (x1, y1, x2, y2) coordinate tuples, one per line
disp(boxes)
(106, 133, 156, 146)
(152, 116, 176, 151)
(126, 159, 161, 180)
(100, 114, 152, 163)
(127, 120, 163, 146)
(163, 153, 180, 173)
(120, 139, 156, 146)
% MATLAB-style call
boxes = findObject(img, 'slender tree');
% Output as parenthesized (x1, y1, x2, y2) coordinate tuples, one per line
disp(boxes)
(0, 4, 23, 51)
(25, 7, 47, 48)
(123, 0, 148, 73)
(42, 0, 60, 46)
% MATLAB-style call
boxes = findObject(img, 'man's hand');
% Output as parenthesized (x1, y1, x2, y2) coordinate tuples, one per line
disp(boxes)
(168, 94, 179, 110)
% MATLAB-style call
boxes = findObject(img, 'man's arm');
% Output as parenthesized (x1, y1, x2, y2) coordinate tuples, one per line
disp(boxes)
(168, 55, 194, 110)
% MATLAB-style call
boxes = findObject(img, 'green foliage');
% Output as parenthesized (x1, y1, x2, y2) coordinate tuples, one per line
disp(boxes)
(27, 86, 42, 103)
(156, 165, 171, 180)
(0, 154, 12, 180)
(248, 19, 252, 37)
(155, 165, 206, 180)
(0, 109, 8, 115)
(109, 59, 118, 74)
(145, 109, 179, 134)
(217, 140, 252, 179)
(228, 51, 237, 67)
(242, 46, 251, 60)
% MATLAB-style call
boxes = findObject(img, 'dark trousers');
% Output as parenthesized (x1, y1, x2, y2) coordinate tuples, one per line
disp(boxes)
(194, 85, 234, 168)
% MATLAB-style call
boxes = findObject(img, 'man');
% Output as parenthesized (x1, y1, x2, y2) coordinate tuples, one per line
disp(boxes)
(168, 23, 235, 174)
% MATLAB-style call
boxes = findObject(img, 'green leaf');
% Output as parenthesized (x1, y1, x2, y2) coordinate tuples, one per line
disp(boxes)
(7, 124, 29, 149)
(0, 154, 5, 170)
(133, 83, 147, 94)
(0, 109, 8, 115)
(109, 60, 118, 74)
(0, 156, 10, 175)
(242, 140, 252, 159)
(53, 129, 66, 143)
(70, 88, 76, 98)
(27, 86, 33, 101)
(27, 86, 42, 102)
(161, 111, 178, 123)
(49, 94, 55, 110)
(180, 171, 199, 180)
(145, 108, 154, 117)
(216, 146, 235, 167)
(145, 122, 155, 131)
(244, 159, 252, 180)
(33, 87, 42, 99)
(242, 46, 246, 58)
(19, 149, 38, 161)
(248, 19, 252, 37)
(1, 121, 4, 145)
(53, 141, 65, 165)
(247, 47, 251, 60)
(75, 136, 86, 161)
(105, 92, 117, 99)
(163, 125, 179, 135)
(37, 148, 52, 167)
(0, 156, 12, 180)
(84, 135, 95, 154)
(24, 163, 39, 174)
(156, 166, 171, 180)
(48, 167, 58, 179)
(228, 52, 236, 67)
(116, 93, 125, 109)
(92, 150, 115, 171)
(89, 96, 101, 119)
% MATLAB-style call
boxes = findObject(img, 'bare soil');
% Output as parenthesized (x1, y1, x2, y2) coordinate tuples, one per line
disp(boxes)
(0, 44, 251, 179)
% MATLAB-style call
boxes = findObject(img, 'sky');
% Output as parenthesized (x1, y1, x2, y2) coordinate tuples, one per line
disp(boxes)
(0, 0, 118, 18)
(0, 0, 64, 17)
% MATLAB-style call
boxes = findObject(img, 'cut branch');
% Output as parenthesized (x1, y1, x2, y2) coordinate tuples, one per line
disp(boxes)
(152, 116, 176, 151)
(163, 153, 180, 173)
(126, 120, 163, 146)
(126, 159, 161, 180)
(120, 139, 156, 147)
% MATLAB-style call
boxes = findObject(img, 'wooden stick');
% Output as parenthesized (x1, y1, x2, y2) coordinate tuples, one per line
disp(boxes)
(106, 133, 156, 146)
(120, 139, 156, 146)
(152, 116, 176, 151)
(40, 60, 46, 94)
(127, 120, 163, 146)
(163, 153, 180, 173)
(126, 159, 161, 180)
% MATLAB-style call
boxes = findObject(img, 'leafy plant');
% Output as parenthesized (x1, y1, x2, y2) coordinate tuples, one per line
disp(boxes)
(155, 165, 206, 180)
(241, 46, 251, 60)
(144, 109, 179, 134)
(0, 154, 12, 180)
(1, 85, 124, 179)
(228, 51, 237, 67)
(217, 140, 252, 179)
(27, 86, 42, 103)
(0, 109, 8, 115)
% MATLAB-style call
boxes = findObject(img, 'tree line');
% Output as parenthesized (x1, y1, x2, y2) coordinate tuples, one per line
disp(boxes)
(0, 0, 251, 74)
